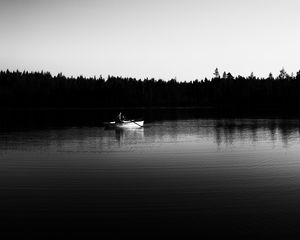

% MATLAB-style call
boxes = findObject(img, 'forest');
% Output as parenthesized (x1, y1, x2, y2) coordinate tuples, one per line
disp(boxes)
(1, 68, 300, 110)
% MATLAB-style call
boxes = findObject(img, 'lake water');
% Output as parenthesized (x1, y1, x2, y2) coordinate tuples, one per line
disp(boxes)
(1, 116, 300, 237)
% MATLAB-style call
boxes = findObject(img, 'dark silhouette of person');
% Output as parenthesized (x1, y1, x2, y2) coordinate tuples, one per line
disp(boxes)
(116, 112, 125, 123)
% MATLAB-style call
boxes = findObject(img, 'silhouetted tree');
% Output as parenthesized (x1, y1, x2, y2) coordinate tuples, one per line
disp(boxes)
(213, 68, 220, 79)
(278, 68, 288, 80)
(249, 72, 255, 80)
(222, 72, 227, 79)
(268, 73, 274, 80)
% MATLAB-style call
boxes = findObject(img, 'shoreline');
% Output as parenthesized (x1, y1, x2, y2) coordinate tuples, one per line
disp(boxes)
(0, 106, 214, 111)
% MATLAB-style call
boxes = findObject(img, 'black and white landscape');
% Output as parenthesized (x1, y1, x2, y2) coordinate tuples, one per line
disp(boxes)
(1, 0, 300, 238)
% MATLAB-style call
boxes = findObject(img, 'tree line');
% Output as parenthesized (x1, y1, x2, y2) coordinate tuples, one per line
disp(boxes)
(1, 68, 300, 109)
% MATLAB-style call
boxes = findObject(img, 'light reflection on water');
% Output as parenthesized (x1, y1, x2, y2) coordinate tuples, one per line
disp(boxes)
(1, 119, 300, 152)
(1, 118, 300, 236)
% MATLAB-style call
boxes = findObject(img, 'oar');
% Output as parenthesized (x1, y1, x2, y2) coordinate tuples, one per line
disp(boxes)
(129, 120, 143, 127)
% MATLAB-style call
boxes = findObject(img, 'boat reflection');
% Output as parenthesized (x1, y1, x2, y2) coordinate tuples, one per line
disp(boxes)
(115, 128, 145, 144)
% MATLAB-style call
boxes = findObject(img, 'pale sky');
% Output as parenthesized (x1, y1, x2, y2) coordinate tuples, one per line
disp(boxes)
(1, 0, 300, 81)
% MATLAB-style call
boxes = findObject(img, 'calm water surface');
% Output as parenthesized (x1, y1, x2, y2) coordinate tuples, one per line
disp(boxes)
(1, 118, 300, 237)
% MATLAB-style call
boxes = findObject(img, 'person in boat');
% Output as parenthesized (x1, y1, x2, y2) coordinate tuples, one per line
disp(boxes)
(116, 112, 125, 123)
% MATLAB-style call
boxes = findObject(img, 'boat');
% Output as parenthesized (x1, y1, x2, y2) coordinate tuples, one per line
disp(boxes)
(104, 112, 144, 129)
(104, 120, 144, 129)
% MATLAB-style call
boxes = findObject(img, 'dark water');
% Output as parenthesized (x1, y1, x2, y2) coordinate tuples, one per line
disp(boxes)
(1, 113, 300, 237)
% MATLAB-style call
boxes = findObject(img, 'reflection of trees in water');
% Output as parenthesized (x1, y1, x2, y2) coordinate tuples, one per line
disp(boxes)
(0, 127, 106, 151)
(2, 120, 299, 151)
(277, 121, 300, 148)
(137, 119, 300, 148)
(213, 119, 300, 147)
(0, 127, 146, 151)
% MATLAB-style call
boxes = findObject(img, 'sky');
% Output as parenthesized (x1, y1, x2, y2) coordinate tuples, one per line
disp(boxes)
(1, 0, 300, 81)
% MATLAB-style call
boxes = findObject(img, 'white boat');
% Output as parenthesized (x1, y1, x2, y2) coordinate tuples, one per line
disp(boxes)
(105, 120, 144, 129)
